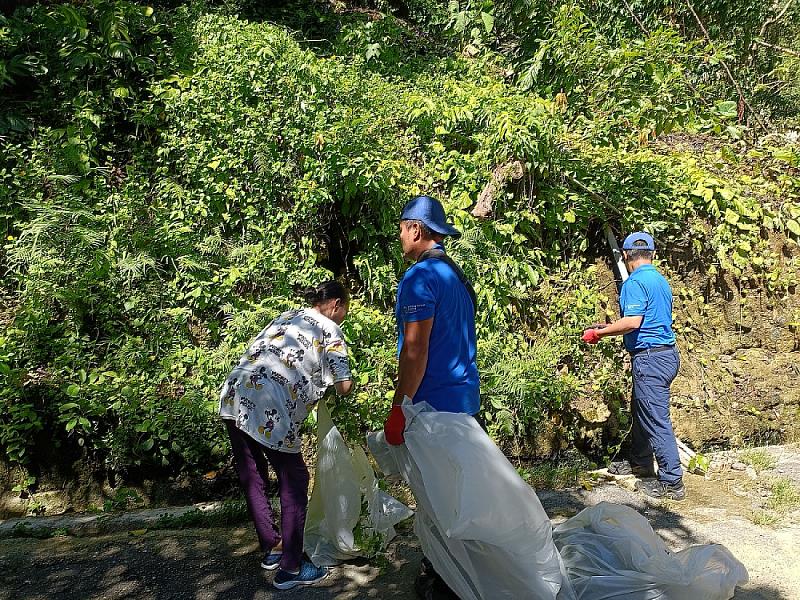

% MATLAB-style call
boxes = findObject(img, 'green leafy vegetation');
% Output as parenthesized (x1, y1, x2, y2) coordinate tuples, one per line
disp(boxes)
(103, 487, 143, 512)
(151, 499, 249, 529)
(750, 476, 800, 526)
(750, 509, 780, 527)
(688, 452, 710, 475)
(8, 521, 58, 539)
(739, 449, 778, 473)
(766, 476, 800, 512)
(516, 451, 596, 490)
(1, 0, 799, 491)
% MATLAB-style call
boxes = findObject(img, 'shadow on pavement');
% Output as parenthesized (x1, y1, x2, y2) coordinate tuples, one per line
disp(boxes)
(733, 585, 791, 600)
(0, 527, 422, 600)
(1, 478, 788, 599)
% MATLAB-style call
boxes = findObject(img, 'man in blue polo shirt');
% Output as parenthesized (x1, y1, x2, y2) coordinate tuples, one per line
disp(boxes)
(582, 232, 685, 501)
(383, 194, 479, 600)
(383, 195, 480, 439)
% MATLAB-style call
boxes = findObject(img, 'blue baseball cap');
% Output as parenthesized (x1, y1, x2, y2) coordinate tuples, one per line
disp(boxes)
(622, 231, 655, 251)
(400, 195, 461, 238)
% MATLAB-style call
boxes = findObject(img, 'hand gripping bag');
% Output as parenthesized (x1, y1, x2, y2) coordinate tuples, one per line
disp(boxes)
(368, 401, 748, 600)
(367, 402, 574, 600)
(304, 400, 413, 566)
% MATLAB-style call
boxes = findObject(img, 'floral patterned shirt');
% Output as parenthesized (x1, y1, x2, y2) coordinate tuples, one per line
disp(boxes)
(219, 308, 351, 453)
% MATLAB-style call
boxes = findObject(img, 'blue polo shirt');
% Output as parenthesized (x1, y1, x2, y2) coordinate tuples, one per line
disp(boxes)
(619, 264, 676, 352)
(396, 244, 480, 414)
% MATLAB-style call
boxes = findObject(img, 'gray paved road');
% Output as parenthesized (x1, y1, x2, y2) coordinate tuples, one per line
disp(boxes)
(2, 447, 799, 600)
(0, 527, 422, 600)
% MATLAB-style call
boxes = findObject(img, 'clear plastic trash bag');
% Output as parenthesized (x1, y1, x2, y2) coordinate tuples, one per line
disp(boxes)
(367, 401, 748, 600)
(367, 402, 573, 600)
(304, 400, 413, 567)
(553, 501, 749, 600)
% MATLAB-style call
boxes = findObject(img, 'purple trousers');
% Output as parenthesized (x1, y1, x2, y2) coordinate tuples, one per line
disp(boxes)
(225, 420, 309, 571)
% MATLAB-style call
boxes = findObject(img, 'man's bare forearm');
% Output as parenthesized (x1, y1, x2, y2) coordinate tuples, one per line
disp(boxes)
(597, 315, 644, 338)
(393, 318, 433, 405)
(393, 345, 428, 405)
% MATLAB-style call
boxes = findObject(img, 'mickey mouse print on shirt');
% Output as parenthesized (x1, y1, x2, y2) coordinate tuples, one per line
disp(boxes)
(219, 307, 351, 453)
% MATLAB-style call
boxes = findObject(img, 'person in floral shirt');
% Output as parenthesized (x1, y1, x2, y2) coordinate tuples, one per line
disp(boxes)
(219, 281, 353, 589)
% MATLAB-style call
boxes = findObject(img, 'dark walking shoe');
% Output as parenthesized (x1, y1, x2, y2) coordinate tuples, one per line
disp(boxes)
(415, 558, 459, 600)
(260, 551, 282, 570)
(273, 562, 328, 590)
(608, 459, 656, 478)
(636, 479, 686, 501)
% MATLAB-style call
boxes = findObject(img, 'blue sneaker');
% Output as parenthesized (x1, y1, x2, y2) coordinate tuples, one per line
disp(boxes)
(260, 551, 282, 570)
(273, 561, 328, 590)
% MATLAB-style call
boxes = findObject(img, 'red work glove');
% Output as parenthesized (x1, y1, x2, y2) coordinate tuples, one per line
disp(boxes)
(581, 328, 601, 344)
(383, 405, 406, 445)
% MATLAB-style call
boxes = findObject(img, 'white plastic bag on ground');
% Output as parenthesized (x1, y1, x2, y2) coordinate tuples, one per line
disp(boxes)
(304, 400, 413, 567)
(367, 402, 573, 600)
(553, 502, 749, 600)
(368, 401, 748, 600)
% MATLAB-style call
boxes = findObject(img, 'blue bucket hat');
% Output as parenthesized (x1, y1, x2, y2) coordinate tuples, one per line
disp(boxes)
(400, 195, 461, 238)
(622, 231, 655, 251)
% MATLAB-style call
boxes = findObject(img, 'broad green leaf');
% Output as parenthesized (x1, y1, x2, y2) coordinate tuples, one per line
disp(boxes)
(724, 209, 739, 225)
(489, 395, 506, 410)
(480, 12, 495, 34)
(715, 100, 738, 119)
(725, 125, 743, 139)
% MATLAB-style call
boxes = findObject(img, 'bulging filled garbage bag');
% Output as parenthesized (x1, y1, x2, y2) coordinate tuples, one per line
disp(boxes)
(304, 400, 413, 566)
(368, 402, 572, 600)
(368, 401, 748, 600)
(553, 502, 749, 600)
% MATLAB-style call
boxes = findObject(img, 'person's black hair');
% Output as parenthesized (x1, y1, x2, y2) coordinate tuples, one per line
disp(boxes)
(626, 239, 654, 262)
(401, 219, 442, 241)
(302, 280, 349, 306)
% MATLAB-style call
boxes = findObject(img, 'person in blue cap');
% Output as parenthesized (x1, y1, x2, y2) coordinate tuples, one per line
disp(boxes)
(383, 194, 480, 599)
(581, 232, 685, 501)
(383, 195, 480, 438)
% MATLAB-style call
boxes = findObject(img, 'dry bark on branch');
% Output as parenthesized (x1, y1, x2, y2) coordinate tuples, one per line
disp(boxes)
(759, 0, 795, 40)
(472, 160, 525, 219)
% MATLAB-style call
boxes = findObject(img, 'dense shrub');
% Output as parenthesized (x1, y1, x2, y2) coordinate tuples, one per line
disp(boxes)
(1, 0, 799, 482)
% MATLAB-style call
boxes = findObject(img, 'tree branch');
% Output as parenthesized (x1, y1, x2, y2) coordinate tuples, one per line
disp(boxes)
(472, 161, 525, 219)
(564, 175, 622, 217)
(759, 0, 794, 40)
(620, 0, 710, 108)
(685, 1, 770, 134)
(621, 0, 648, 35)
(752, 38, 800, 58)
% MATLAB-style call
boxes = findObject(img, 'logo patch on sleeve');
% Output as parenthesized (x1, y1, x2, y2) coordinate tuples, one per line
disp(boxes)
(402, 303, 428, 315)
